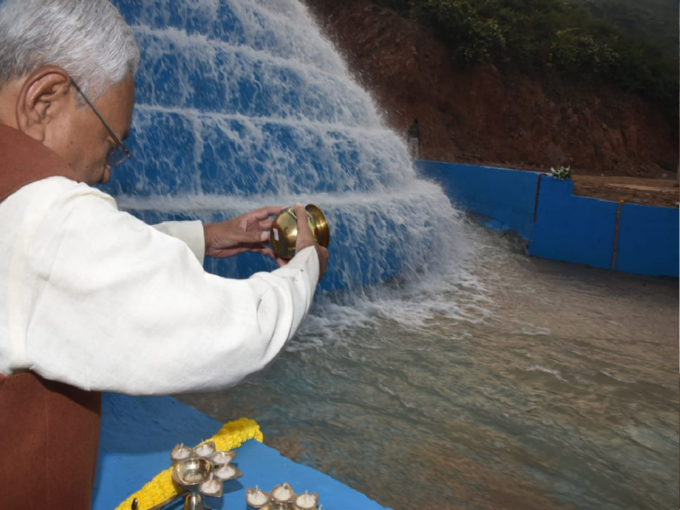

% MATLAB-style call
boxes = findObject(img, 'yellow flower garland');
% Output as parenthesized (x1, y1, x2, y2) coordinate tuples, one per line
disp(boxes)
(116, 417, 264, 510)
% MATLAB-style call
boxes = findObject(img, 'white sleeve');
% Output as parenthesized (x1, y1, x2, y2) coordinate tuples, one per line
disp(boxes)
(152, 221, 205, 264)
(20, 184, 319, 395)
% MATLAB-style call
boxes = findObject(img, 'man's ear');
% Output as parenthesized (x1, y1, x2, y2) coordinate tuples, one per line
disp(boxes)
(15, 66, 73, 143)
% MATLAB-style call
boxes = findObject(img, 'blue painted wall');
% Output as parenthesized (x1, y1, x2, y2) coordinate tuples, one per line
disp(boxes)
(417, 161, 540, 240)
(417, 161, 679, 277)
(529, 178, 620, 269)
(615, 202, 679, 276)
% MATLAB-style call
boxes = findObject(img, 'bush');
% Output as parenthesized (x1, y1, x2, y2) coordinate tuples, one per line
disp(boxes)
(373, 0, 678, 129)
(550, 165, 573, 180)
(412, 0, 506, 65)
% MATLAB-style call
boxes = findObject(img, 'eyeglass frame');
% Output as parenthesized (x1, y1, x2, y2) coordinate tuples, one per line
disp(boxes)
(70, 78, 132, 168)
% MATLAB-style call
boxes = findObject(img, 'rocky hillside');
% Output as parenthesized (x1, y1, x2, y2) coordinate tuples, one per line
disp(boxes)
(304, 0, 678, 178)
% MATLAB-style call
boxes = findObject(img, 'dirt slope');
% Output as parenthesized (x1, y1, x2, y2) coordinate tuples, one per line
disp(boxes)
(304, 0, 678, 183)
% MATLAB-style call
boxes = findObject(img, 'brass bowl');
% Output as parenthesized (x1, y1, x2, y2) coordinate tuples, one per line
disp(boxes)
(270, 204, 330, 260)
(172, 458, 212, 491)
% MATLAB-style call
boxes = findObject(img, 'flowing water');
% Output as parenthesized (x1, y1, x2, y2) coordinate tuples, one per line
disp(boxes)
(109, 0, 466, 292)
(105, 1, 679, 508)
(178, 225, 679, 510)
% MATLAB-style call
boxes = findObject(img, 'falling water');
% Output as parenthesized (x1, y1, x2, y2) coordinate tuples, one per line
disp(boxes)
(107, 0, 470, 296)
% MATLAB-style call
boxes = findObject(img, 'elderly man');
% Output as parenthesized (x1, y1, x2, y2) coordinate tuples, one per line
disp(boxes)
(0, 0, 329, 507)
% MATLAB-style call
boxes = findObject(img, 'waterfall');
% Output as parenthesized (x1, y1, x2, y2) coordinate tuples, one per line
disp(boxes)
(107, 0, 468, 292)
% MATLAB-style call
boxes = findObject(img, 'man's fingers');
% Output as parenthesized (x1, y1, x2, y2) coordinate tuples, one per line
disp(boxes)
(258, 218, 275, 231)
(295, 204, 313, 238)
(295, 207, 315, 252)
(252, 206, 285, 220)
(254, 247, 277, 259)
(233, 230, 269, 243)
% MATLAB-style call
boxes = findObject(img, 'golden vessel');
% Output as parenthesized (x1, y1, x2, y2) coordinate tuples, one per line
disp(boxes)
(270, 204, 330, 260)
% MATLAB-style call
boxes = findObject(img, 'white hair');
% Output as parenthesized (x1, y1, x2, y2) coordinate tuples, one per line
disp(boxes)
(0, 0, 140, 100)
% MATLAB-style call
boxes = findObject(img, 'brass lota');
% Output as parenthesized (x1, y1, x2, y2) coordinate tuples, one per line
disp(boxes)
(270, 204, 330, 260)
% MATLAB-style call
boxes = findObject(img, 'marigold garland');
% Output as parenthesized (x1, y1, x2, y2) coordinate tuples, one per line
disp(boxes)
(115, 417, 263, 510)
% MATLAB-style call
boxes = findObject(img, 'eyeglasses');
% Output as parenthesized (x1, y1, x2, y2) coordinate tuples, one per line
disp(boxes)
(70, 79, 132, 168)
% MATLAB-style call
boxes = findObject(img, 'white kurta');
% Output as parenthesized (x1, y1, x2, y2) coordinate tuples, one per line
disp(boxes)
(0, 177, 319, 395)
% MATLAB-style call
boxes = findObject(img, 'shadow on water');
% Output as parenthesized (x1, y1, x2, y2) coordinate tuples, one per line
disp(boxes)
(178, 223, 679, 510)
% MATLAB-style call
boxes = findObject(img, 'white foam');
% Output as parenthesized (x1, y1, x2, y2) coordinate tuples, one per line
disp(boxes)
(525, 365, 568, 383)
(116, 0, 481, 327)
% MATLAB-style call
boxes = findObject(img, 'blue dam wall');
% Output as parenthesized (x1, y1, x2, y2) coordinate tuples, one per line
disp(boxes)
(103, 0, 465, 293)
(417, 161, 679, 278)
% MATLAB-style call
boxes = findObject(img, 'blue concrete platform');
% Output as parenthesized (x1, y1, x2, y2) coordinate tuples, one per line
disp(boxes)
(94, 393, 388, 510)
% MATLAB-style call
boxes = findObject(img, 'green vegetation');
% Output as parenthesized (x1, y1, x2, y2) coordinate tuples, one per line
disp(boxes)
(374, 0, 678, 127)
(550, 165, 573, 180)
(572, 0, 678, 55)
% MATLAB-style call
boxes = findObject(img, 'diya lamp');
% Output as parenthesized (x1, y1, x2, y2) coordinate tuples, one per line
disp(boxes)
(170, 443, 192, 461)
(293, 491, 320, 509)
(198, 473, 222, 498)
(246, 483, 321, 510)
(214, 463, 238, 481)
(168, 441, 242, 510)
(211, 450, 237, 466)
(270, 204, 330, 260)
(271, 482, 295, 504)
(245, 486, 271, 508)
(193, 440, 216, 458)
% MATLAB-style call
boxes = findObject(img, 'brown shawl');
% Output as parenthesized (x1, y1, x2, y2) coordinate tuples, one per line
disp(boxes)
(0, 124, 101, 509)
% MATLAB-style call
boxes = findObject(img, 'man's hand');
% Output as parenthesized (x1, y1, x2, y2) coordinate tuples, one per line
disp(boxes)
(292, 203, 328, 282)
(204, 206, 284, 259)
